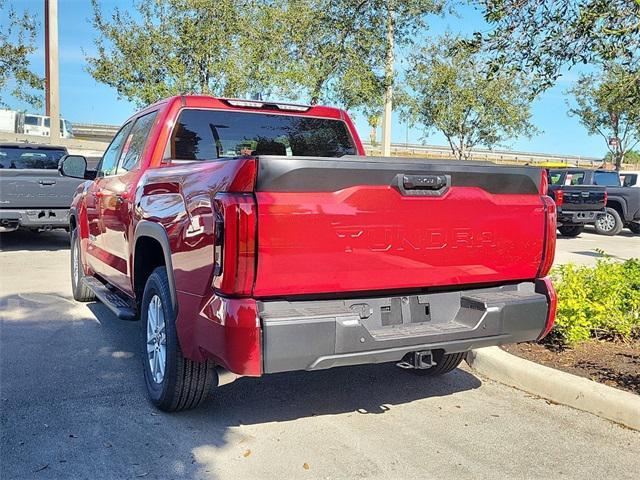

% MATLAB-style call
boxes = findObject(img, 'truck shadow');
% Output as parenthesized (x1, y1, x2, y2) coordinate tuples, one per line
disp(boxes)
(0, 229, 69, 252)
(1, 292, 481, 479)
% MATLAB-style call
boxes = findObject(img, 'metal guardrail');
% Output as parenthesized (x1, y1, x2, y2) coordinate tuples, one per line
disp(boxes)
(72, 123, 120, 141)
(0, 132, 109, 155)
(361, 142, 602, 167)
(71, 122, 603, 166)
(7, 122, 605, 167)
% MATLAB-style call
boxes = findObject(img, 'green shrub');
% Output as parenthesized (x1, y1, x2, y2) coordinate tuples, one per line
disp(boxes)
(549, 258, 640, 346)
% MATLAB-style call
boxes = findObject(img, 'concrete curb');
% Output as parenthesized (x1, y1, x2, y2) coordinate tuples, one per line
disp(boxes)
(466, 346, 640, 431)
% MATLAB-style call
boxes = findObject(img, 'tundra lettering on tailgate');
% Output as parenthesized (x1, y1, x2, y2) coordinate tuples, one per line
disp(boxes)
(336, 226, 497, 253)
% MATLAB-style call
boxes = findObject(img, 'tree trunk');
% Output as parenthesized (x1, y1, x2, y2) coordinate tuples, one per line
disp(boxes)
(381, 1, 395, 157)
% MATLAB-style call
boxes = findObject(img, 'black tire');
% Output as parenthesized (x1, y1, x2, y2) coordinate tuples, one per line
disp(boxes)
(628, 223, 640, 234)
(558, 225, 584, 237)
(594, 207, 624, 236)
(70, 228, 96, 302)
(141, 266, 216, 411)
(406, 351, 467, 377)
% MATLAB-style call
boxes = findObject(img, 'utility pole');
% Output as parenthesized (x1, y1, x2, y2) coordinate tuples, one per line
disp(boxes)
(381, 2, 394, 157)
(45, 0, 60, 143)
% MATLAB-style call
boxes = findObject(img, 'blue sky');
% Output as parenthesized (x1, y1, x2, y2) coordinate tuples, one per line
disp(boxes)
(4, 1, 606, 158)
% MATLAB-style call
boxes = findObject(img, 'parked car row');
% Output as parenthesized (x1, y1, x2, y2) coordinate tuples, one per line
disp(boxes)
(548, 168, 640, 236)
(0, 142, 98, 232)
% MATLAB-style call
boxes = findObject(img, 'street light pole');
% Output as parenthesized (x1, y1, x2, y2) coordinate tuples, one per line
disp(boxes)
(45, 0, 60, 143)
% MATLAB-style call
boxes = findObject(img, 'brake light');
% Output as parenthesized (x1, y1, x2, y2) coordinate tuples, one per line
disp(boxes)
(212, 193, 257, 296)
(603, 190, 608, 205)
(535, 277, 557, 340)
(555, 189, 564, 207)
(224, 99, 310, 112)
(540, 169, 549, 195)
(538, 196, 557, 277)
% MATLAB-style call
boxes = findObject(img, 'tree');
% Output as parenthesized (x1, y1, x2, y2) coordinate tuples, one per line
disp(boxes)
(87, 0, 443, 140)
(474, 0, 640, 94)
(568, 67, 640, 170)
(403, 35, 537, 160)
(604, 150, 640, 167)
(0, 0, 43, 108)
(87, 0, 282, 106)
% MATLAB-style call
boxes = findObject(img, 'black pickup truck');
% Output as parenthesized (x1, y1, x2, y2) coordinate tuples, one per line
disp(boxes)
(548, 168, 640, 235)
(0, 143, 85, 233)
(547, 169, 607, 237)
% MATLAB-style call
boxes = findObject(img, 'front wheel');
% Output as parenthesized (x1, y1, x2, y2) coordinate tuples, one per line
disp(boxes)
(558, 225, 584, 237)
(594, 208, 623, 236)
(141, 266, 217, 411)
(70, 228, 96, 302)
(405, 351, 467, 377)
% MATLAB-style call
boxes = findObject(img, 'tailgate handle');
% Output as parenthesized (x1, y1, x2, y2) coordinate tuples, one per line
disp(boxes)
(398, 174, 450, 196)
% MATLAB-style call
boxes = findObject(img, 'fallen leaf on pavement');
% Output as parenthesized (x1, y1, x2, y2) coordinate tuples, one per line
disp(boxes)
(243, 449, 251, 457)
(303, 463, 310, 470)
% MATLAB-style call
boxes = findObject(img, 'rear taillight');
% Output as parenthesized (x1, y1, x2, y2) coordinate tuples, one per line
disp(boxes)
(540, 169, 549, 195)
(603, 190, 608, 205)
(535, 276, 557, 340)
(554, 189, 564, 207)
(538, 196, 557, 277)
(212, 193, 257, 296)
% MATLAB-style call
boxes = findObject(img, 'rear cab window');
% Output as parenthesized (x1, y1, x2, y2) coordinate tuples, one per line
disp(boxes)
(0, 146, 66, 169)
(548, 170, 565, 185)
(169, 109, 357, 161)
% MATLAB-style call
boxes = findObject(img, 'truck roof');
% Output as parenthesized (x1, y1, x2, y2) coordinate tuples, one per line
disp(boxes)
(130, 95, 347, 123)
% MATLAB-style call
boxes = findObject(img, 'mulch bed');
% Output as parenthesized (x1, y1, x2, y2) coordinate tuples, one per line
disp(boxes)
(502, 340, 640, 395)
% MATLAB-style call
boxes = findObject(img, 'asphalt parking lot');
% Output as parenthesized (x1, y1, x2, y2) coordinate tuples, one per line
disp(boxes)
(1, 230, 639, 480)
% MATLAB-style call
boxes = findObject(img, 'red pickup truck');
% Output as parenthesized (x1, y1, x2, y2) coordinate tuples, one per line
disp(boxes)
(59, 96, 557, 411)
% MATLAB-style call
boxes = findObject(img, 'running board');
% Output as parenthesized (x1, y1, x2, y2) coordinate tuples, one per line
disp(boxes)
(83, 277, 137, 320)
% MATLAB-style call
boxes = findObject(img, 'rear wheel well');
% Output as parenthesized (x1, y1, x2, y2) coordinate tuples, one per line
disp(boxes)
(134, 236, 166, 308)
(606, 200, 624, 219)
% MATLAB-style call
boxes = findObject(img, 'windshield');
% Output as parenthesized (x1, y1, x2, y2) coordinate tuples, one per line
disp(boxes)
(0, 146, 66, 169)
(171, 109, 357, 160)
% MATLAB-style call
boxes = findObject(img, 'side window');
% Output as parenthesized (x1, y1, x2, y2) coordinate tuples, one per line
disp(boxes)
(593, 171, 621, 186)
(118, 111, 158, 173)
(97, 122, 132, 177)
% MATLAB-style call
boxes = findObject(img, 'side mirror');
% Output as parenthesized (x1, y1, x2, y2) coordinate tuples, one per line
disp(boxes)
(58, 155, 88, 179)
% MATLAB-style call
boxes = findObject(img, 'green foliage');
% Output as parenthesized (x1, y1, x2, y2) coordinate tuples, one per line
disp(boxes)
(568, 67, 640, 170)
(0, 0, 43, 108)
(87, 0, 443, 122)
(475, 0, 640, 94)
(550, 258, 640, 346)
(402, 34, 537, 160)
(604, 150, 640, 166)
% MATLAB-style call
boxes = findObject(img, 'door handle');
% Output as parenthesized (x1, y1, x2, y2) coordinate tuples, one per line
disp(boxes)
(39, 180, 56, 186)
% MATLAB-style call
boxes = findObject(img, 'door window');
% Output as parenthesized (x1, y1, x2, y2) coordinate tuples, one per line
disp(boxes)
(97, 123, 132, 177)
(24, 115, 41, 126)
(118, 111, 157, 173)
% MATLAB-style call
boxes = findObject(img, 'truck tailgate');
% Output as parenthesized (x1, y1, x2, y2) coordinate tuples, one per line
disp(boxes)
(549, 185, 606, 211)
(252, 156, 546, 297)
(0, 169, 83, 209)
